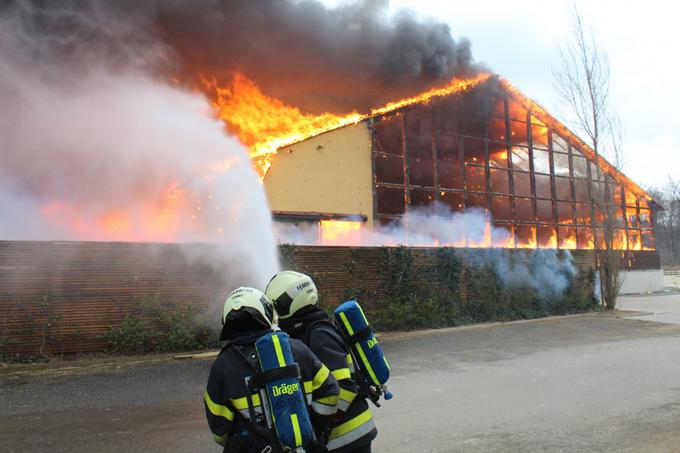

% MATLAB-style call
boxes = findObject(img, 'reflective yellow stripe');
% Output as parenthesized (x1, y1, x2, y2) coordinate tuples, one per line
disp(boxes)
(212, 433, 228, 446)
(312, 365, 330, 391)
(291, 413, 302, 447)
(331, 368, 352, 381)
(339, 387, 357, 404)
(329, 408, 373, 439)
(303, 364, 331, 396)
(327, 413, 376, 449)
(356, 343, 379, 386)
(316, 394, 339, 405)
(347, 353, 355, 373)
(339, 312, 354, 335)
(204, 390, 235, 421)
(340, 310, 380, 383)
(272, 334, 286, 367)
(230, 393, 261, 410)
(357, 304, 370, 326)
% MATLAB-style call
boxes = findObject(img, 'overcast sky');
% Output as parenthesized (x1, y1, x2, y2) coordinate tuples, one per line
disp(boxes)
(325, 0, 679, 190)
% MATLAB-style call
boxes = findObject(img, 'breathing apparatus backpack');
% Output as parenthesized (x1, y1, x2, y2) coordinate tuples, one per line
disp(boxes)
(333, 300, 392, 406)
(236, 331, 315, 452)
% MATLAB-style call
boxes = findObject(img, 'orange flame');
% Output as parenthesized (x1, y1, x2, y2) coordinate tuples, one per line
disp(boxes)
(556, 228, 576, 250)
(369, 74, 491, 116)
(218, 73, 651, 252)
(41, 187, 187, 242)
(39, 70, 654, 250)
(205, 73, 363, 177)
(320, 220, 363, 245)
(516, 225, 537, 249)
(206, 72, 490, 179)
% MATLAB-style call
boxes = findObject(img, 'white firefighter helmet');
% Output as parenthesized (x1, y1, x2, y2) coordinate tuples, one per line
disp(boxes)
(222, 287, 274, 330)
(265, 271, 318, 320)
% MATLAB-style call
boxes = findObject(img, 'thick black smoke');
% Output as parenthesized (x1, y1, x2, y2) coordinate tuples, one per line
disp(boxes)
(2, 0, 479, 113)
(156, 0, 480, 112)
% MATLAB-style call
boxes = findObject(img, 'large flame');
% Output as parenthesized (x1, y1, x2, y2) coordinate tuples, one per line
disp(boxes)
(206, 72, 490, 179)
(205, 72, 653, 252)
(204, 73, 363, 176)
(35, 70, 653, 251)
(40, 184, 192, 242)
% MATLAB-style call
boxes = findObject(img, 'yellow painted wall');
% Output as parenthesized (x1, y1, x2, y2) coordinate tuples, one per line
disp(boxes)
(263, 122, 374, 226)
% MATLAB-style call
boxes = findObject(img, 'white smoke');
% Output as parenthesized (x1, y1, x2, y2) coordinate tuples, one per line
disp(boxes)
(463, 249, 577, 298)
(275, 203, 577, 296)
(274, 204, 509, 246)
(0, 3, 278, 289)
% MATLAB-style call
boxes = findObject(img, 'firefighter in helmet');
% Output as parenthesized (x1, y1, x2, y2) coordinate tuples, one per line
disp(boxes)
(266, 272, 377, 453)
(204, 287, 340, 452)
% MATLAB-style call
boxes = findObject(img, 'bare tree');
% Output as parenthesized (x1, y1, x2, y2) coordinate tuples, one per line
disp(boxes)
(554, 6, 624, 309)
(667, 179, 680, 266)
(650, 178, 680, 267)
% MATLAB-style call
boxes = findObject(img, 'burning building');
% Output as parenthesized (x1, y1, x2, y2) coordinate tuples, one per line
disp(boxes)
(0, 3, 660, 280)
(257, 75, 662, 292)
(0, 2, 664, 357)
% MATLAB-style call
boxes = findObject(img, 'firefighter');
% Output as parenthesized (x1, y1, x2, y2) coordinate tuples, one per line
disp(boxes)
(265, 272, 377, 453)
(204, 287, 340, 452)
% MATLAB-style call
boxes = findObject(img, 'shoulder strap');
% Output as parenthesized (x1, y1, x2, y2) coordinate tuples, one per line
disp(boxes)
(303, 317, 337, 346)
(346, 325, 374, 344)
(251, 364, 301, 388)
(221, 343, 283, 452)
(226, 343, 260, 372)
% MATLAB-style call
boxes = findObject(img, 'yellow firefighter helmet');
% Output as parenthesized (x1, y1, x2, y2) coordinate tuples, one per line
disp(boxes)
(265, 271, 319, 320)
(222, 287, 274, 330)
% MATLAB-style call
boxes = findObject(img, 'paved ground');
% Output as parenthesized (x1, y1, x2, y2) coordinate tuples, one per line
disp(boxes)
(618, 292, 680, 324)
(2, 297, 680, 452)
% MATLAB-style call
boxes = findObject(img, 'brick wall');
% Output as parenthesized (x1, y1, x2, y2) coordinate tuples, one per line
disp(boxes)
(0, 241, 658, 356)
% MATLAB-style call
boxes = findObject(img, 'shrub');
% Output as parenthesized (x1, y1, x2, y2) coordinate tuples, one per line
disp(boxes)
(106, 301, 220, 355)
(370, 255, 598, 331)
(373, 298, 450, 331)
(106, 315, 151, 354)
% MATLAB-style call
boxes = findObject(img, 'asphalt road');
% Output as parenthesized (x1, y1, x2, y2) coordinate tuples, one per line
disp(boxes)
(2, 300, 680, 452)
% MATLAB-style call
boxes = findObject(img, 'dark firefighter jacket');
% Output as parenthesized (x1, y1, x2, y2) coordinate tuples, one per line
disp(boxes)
(204, 329, 340, 452)
(281, 309, 377, 453)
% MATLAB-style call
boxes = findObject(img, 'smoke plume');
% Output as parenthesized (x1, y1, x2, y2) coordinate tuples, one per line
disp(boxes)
(275, 204, 577, 296)
(1, 1, 480, 113)
(0, 0, 481, 281)
(0, 1, 278, 288)
(155, 0, 480, 112)
(463, 248, 577, 298)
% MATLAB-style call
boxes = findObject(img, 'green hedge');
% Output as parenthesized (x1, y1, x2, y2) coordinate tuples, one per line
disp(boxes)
(369, 247, 597, 331)
(106, 300, 220, 355)
(109, 248, 597, 352)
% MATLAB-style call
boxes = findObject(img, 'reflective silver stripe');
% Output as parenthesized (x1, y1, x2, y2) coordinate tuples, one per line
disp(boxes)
(337, 399, 351, 412)
(306, 393, 312, 405)
(327, 417, 376, 450)
(312, 401, 338, 416)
